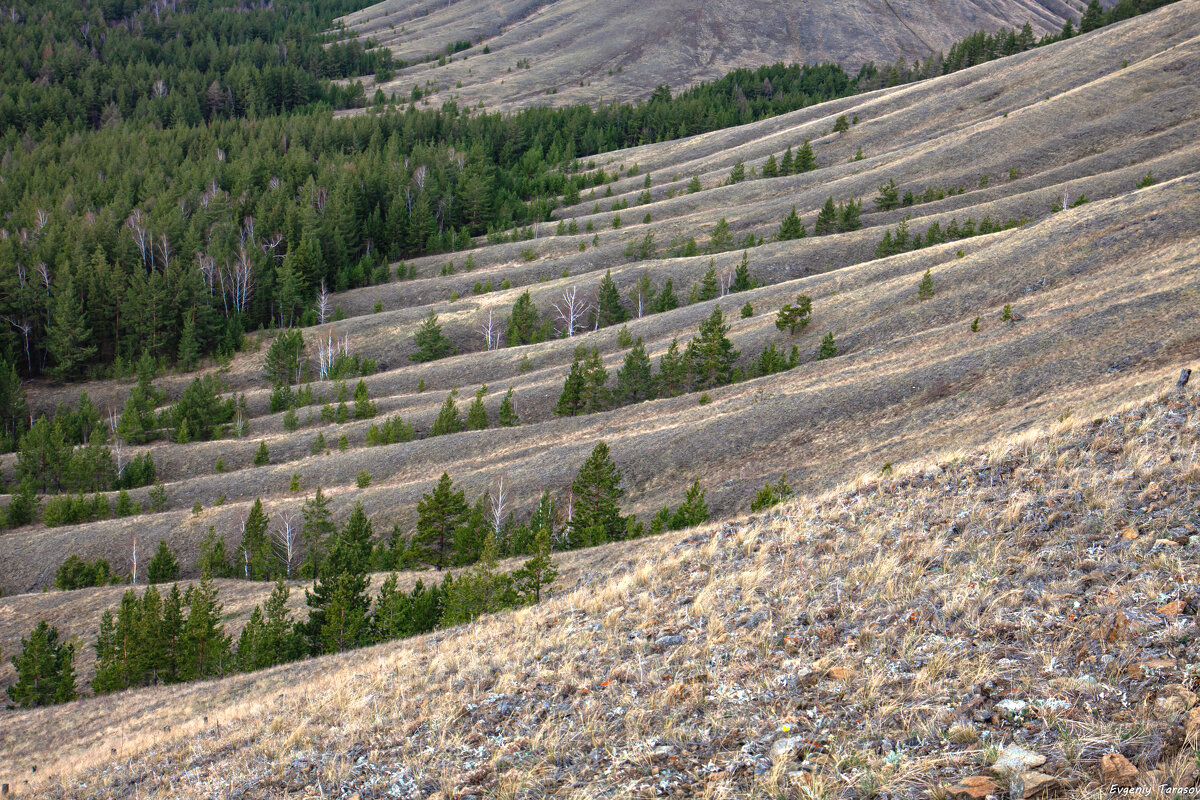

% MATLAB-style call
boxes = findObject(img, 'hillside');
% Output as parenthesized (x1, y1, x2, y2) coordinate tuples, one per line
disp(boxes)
(2, 2, 1199, 597)
(344, 0, 1097, 111)
(4, 379, 1198, 797)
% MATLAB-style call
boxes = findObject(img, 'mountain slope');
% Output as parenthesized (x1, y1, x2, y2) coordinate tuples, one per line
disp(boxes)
(5, 382, 1198, 797)
(345, 0, 1096, 111)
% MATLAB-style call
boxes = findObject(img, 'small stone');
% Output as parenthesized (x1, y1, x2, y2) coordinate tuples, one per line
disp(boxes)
(1156, 685, 1198, 715)
(996, 699, 1028, 718)
(771, 737, 804, 761)
(945, 776, 999, 799)
(1100, 753, 1138, 787)
(826, 666, 855, 681)
(1127, 658, 1174, 678)
(1014, 771, 1057, 798)
(1157, 600, 1185, 616)
(653, 634, 686, 650)
(1119, 527, 1140, 540)
(1186, 707, 1200, 741)
(992, 744, 1046, 775)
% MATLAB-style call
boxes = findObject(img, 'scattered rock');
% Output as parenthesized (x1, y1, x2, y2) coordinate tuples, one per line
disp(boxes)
(946, 776, 1000, 799)
(826, 666, 855, 681)
(1184, 707, 1200, 741)
(1156, 685, 1198, 715)
(1011, 771, 1057, 798)
(1119, 527, 1141, 540)
(1127, 658, 1174, 678)
(991, 744, 1045, 775)
(770, 737, 805, 761)
(1100, 752, 1138, 787)
(1157, 599, 1185, 615)
(653, 634, 686, 651)
(996, 699, 1028, 719)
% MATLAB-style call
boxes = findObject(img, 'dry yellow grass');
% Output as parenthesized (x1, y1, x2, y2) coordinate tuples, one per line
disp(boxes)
(1, 4, 1199, 598)
(3, 382, 1197, 798)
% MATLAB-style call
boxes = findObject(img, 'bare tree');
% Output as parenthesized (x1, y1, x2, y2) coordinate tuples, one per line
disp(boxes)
(131, 534, 139, 587)
(479, 309, 502, 351)
(2, 316, 33, 374)
(316, 280, 332, 324)
(719, 270, 734, 297)
(218, 244, 254, 315)
(489, 477, 509, 535)
(314, 328, 345, 380)
(552, 285, 593, 338)
(272, 509, 301, 578)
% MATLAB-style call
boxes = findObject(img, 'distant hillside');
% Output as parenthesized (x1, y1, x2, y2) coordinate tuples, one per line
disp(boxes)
(345, 0, 1104, 110)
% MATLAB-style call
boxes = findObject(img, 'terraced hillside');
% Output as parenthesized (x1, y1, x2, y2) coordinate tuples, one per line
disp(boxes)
(2, 3, 1198, 598)
(5, 366, 1200, 796)
(343, 0, 1097, 111)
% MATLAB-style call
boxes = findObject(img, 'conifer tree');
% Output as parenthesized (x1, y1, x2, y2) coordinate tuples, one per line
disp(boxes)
(263, 329, 306, 387)
(777, 206, 807, 240)
(466, 385, 489, 430)
(775, 295, 813, 334)
(178, 578, 231, 681)
(555, 351, 586, 417)
(780, 146, 795, 175)
(814, 196, 838, 234)
(707, 217, 733, 252)
(874, 178, 900, 210)
(832, 114, 850, 133)
(431, 391, 463, 436)
(452, 495, 490, 566)
(177, 313, 200, 371)
(237, 581, 301, 670)
(567, 442, 626, 548)
(687, 176, 702, 193)
(837, 198, 862, 231)
(442, 532, 512, 626)
(652, 278, 679, 313)
(581, 346, 609, 413)
(7, 621, 76, 707)
(670, 480, 709, 528)
(312, 571, 374, 654)
(627, 272, 656, 318)
(497, 387, 518, 426)
(817, 331, 838, 360)
(253, 440, 270, 465)
(353, 380, 376, 419)
(301, 487, 335, 576)
(414, 473, 468, 568)
(795, 139, 817, 172)
(731, 251, 754, 292)
(615, 338, 655, 404)
(699, 263, 720, 301)
(117, 353, 165, 444)
(657, 338, 687, 397)
(46, 277, 97, 381)
(685, 307, 739, 390)
(595, 270, 628, 327)
(762, 153, 778, 178)
(372, 573, 411, 641)
(514, 528, 558, 604)
(1080, 0, 1103, 32)
(917, 269, 935, 300)
(410, 311, 453, 362)
(727, 159, 745, 184)
(505, 291, 544, 346)
(198, 527, 232, 579)
(147, 540, 180, 583)
(236, 498, 274, 580)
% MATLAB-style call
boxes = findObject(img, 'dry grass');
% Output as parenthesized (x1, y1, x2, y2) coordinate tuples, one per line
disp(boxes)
(3, 384, 1198, 798)
(1, 6, 1199, 598)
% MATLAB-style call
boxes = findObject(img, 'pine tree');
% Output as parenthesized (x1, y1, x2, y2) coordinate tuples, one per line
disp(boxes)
(837, 198, 862, 232)
(253, 440, 270, 465)
(514, 528, 558, 604)
(236, 498, 274, 580)
(301, 487, 335, 576)
(431, 391, 463, 436)
(1080, 0, 1103, 32)
(762, 154, 778, 178)
(497, 387, 518, 426)
(727, 159, 745, 184)
(147, 540, 180, 583)
(555, 351, 586, 416)
(833, 114, 850, 133)
(372, 573, 411, 641)
(452, 495, 490, 566)
(657, 338, 687, 397)
(176, 313, 200, 371)
(917, 269, 935, 300)
(814, 196, 838, 235)
(795, 139, 817, 172)
(777, 206, 806, 240)
(707, 217, 733, 252)
(817, 331, 838, 360)
(686, 307, 739, 390)
(466, 386, 489, 430)
(699, 263, 720, 301)
(732, 251, 754, 292)
(780, 146, 795, 175)
(615, 338, 655, 403)
(198, 527, 232, 579)
(595, 270, 628, 328)
(178, 578, 231, 681)
(46, 276, 97, 381)
(581, 346, 609, 413)
(442, 532, 513, 626)
(312, 571, 374, 654)
(652, 278, 679, 313)
(874, 178, 900, 210)
(353, 380, 376, 419)
(237, 580, 301, 671)
(410, 311, 453, 362)
(568, 443, 626, 548)
(263, 329, 306, 387)
(16, 416, 69, 493)
(687, 175, 702, 193)
(414, 472, 468, 568)
(671, 480, 709, 528)
(506, 291, 544, 346)
(775, 295, 813, 334)
(7, 621, 76, 707)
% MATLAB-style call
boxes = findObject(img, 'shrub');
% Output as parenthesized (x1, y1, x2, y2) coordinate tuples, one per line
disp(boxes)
(751, 474, 794, 511)
(741, 303, 753, 318)
(356, 470, 372, 488)
(253, 441, 269, 466)
(55, 555, 114, 590)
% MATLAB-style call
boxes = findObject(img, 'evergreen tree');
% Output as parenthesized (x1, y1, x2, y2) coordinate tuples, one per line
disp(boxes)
(652, 278, 679, 313)
(16, 417, 69, 493)
(452, 495, 490, 566)
(795, 140, 817, 172)
(699, 263, 720, 301)
(237, 581, 302, 670)
(731, 252, 754, 292)
(615, 338, 655, 404)
(780, 146, 795, 175)
(497, 387, 518, 426)
(567, 442, 626, 548)
(177, 313, 200, 371)
(628, 272, 656, 317)
(372, 573, 411, 641)
(817, 331, 838, 360)
(685, 307, 739, 390)
(263, 329, 306, 387)
(253, 440, 270, 466)
(762, 153, 778, 178)
(236, 498, 274, 580)
(814, 196, 838, 234)
(117, 353, 165, 444)
(727, 159, 745, 184)
(513, 528, 558, 603)
(874, 178, 900, 210)
(147, 540, 180, 583)
(1080, 2, 1103, 32)
(581, 346, 609, 413)
(837, 198, 862, 231)
(301, 487, 336, 575)
(46, 277, 98, 381)
(178, 578, 231, 681)
(312, 571, 373, 654)
(670, 480, 709, 528)
(775, 295, 813, 334)
(595, 270, 628, 328)
(198, 527, 232, 579)
(411, 311, 454, 362)
(506, 291, 545, 346)
(414, 473, 468, 568)
(777, 206, 807, 240)
(431, 391, 463, 435)
(353, 380, 376, 419)
(555, 351, 586, 417)
(833, 114, 850, 133)
(657, 338, 687, 397)
(707, 217, 733, 252)
(917, 269, 935, 300)
(7, 621, 76, 707)
(441, 532, 512, 626)
(466, 386, 489, 430)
